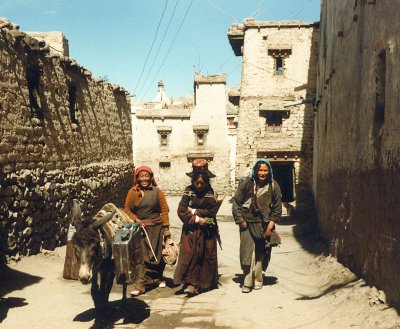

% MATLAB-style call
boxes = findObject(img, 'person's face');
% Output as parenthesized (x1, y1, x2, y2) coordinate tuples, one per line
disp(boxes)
(193, 176, 206, 192)
(257, 163, 270, 182)
(137, 171, 151, 188)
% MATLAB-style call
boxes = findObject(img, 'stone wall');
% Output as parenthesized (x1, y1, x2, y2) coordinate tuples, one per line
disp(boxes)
(0, 25, 133, 261)
(314, 0, 400, 308)
(228, 20, 318, 210)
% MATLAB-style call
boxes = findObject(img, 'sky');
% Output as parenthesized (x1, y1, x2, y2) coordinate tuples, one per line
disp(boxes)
(1, 0, 320, 100)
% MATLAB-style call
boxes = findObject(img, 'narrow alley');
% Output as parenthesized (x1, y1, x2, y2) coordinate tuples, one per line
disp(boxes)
(1, 197, 398, 329)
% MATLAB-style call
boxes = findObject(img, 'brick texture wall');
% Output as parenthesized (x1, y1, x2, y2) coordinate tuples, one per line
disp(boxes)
(0, 27, 133, 261)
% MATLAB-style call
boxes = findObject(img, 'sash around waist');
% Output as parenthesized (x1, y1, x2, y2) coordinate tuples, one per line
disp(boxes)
(140, 216, 162, 226)
(242, 209, 263, 223)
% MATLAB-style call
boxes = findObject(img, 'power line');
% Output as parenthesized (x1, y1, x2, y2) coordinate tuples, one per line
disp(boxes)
(136, 0, 180, 97)
(291, 0, 313, 20)
(142, 0, 194, 99)
(133, 0, 169, 94)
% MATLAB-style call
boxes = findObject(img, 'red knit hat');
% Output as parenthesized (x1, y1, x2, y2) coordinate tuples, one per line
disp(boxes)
(133, 166, 157, 186)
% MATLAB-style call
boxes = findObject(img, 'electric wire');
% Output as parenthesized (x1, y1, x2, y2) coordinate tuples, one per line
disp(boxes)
(136, 0, 180, 98)
(291, 0, 314, 20)
(133, 0, 169, 94)
(142, 0, 194, 99)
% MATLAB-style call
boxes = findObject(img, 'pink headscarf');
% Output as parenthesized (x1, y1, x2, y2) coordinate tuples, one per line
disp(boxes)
(133, 166, 157, 186)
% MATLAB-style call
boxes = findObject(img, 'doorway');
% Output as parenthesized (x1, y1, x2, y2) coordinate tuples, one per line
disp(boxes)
(270, 161, 295, 202)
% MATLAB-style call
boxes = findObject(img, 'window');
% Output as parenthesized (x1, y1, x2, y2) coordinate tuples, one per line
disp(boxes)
(260, 110, 290, 133)
(68, 84, 78, 124)
(159, 162, 171, 169)
(26, 64, 43, 118)
(157, 126, 172, 146)
(267, 45, 291, 76)
(275, 57, 283, 75)
(193, 125, 209, 145)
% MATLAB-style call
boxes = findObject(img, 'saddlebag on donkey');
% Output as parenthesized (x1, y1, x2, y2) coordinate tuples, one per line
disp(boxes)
(113, 222, 145, 284)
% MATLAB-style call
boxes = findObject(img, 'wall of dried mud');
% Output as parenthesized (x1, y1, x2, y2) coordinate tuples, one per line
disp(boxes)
(0, 27, 134, 261)
(314, 0, 400, 308)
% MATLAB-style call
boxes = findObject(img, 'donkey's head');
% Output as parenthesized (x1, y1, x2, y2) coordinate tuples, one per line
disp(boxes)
(71, 200, 114, 284)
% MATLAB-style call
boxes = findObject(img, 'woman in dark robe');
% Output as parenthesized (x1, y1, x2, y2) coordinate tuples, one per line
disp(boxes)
(173, 159, 219, 296)
(124, 166, 170, 296)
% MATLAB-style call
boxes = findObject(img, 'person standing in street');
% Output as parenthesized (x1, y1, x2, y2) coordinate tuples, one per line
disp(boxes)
(232, 159, 282, 293)
(174, 159, 219, 296)
(124, 166, 171, 296)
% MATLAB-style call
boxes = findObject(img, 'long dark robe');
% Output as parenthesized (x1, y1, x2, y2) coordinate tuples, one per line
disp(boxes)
(173, 185, 219, 290)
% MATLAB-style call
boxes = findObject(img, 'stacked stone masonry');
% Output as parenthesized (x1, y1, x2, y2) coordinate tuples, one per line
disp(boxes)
(0, 24, 134, 261)
(228, 20, 319, 210)
(314, 1, 400, 308)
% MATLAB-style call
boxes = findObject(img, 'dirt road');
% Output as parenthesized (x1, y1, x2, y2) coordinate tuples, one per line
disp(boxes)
(1, 197, 399, 329)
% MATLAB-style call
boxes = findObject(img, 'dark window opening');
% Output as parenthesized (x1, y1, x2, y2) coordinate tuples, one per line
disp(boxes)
(266, 113, 283, 133)
(26, 64, 43, 118)
(375, 49, 386, 125)
(275, 57, 283, 75)
(159, 162, 171, 169)
(228, 95, 240, 106)
(68, 84, 78, 124)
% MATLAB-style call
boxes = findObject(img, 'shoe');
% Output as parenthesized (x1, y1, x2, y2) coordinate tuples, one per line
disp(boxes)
(253, 282, 262, 290)
(184, 285, 199, 296)
(241, 286, 251, 293)
(130, 284, 145, 296)
(158, 280, 166, 288)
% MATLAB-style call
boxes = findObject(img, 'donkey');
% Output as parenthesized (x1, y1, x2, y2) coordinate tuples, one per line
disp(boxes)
(71, 200, 127, 311)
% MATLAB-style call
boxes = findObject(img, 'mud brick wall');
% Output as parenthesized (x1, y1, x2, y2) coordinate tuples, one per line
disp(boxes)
(0, 27, 134, 261)
(314, 1, 400, 308)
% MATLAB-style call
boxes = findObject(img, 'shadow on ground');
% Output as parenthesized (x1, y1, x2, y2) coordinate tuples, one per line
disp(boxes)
(0, 297, 28, 323)
(281, 191, 329, 256)
(73, 298, 150, 329)
(231, 273, 278, 288)
(0, 264, 43, 298)
(0, 264, 42, 323)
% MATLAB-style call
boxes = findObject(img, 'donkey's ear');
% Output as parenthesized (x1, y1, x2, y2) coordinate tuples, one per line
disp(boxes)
(72, 199, 82, 230)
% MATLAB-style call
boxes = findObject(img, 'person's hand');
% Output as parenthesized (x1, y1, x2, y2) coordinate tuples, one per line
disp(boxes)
(163, 228, 171, 236)
(136, 218, 145, 227)
(265, 221, 275, 238)
(239, 221, 248, 229)
(198, 217, 207, 226)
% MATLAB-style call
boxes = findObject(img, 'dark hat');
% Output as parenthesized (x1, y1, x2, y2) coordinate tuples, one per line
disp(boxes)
(186, 158, 216, 178)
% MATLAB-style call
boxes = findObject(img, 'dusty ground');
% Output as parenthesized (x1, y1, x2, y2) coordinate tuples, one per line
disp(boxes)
(1, 196, 399, 329)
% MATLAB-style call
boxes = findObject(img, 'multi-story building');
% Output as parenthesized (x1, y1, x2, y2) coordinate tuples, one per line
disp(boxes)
(132, 75, 233, 195)
(228, 18, 319, 212)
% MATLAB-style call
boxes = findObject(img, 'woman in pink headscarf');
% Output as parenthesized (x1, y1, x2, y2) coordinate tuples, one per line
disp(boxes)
(124, 166, 170, 296)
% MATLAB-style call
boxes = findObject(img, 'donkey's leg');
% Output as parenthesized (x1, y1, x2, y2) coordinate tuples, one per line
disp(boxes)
(97, 262, 115, 311)
(91, 271, 103, 311)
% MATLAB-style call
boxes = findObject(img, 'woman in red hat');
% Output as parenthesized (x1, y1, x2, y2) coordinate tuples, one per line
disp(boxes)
(124, 166, 171, 296)
(173, 159, 219, 296)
